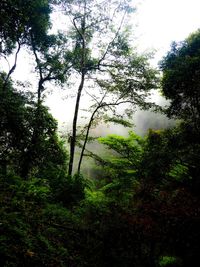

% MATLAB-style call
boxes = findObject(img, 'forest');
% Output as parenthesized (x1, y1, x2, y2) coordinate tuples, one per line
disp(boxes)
(0, 0, 200, 266)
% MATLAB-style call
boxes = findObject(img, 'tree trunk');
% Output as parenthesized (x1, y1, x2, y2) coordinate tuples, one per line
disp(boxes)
(77, 112, 94, 174)
(68, 72, 85, 176)
(77, 103, 102, 174)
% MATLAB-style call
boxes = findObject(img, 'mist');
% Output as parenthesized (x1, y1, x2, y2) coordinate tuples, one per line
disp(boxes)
(45, 87, 174, 178)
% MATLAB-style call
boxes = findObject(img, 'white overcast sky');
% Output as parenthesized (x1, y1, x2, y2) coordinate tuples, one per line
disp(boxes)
(133, 0, 200, 63)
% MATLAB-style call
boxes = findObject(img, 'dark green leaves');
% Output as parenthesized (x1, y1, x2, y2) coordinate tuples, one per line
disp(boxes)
(0, 0, 52, 54)
(160, 29, 200, 128)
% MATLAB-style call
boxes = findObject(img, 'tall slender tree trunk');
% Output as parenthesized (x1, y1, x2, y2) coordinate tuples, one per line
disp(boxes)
(68, 72, 85, 176)
(77, 109, 94, 174)
(68, 2, 86, 176)
(77, 102, 104, 174)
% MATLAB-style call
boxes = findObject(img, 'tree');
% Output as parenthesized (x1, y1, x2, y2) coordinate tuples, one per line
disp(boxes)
(0, 73, 29, 175)
(55, 0, 158, 175)
(0, 0, 52, 54)
(98, 131, 143, 176)
(0, 0, 55, 100)
(0, 74, 68, 179)
(76, 50, 158, 174)
(160, 29, 200, 129)
(22, 31, 74, 177)
(0, 1, 72, 178)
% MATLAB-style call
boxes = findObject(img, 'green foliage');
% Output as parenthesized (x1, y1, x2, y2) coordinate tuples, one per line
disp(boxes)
(158, 256, 182, 267)
(50, 174, 86, 207)
(23, 178, 50, 202)
(0, 174, 75, 266)
(168, 162, 191, 181)
(0, 0, 52, 54)
(140, 129, 174, 182)
(98, 131, 143, 175)
(0, 75, 68, 179)
(83, 189, 109, 216)
(160, 29, 200, 128)
(1, 121, 200, 267)
(0, 75, 30, 175)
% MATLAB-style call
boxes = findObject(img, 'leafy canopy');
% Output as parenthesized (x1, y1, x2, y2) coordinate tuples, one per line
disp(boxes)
(0, 0, 52, 54)
(160, 29, 200, 128)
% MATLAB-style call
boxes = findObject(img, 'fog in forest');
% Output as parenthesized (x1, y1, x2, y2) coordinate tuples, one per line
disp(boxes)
(1, 0, 200, 266)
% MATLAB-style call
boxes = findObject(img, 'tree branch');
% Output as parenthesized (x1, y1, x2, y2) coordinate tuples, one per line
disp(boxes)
(3, 41, 21, 90)
(95, 9, 127, 70)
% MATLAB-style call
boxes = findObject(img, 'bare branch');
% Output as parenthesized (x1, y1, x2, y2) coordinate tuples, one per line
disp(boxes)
(3, 41, 21, 90)
(96, 9, 127, 69)
(72, 16, 84, 39)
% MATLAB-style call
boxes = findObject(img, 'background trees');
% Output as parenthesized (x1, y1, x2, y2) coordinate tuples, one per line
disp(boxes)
(0, 0, 53, 91)
(0, 0, 51, 53)
(0, 74, 68, 179)
(160, 29, 200, 130)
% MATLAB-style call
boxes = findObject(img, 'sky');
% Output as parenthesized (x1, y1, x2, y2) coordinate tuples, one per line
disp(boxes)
(133, 0, 200, 63)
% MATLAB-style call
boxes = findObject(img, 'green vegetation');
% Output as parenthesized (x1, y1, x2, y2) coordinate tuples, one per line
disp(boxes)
(160, 29, 200, 129)
(0, 1, 200, 266)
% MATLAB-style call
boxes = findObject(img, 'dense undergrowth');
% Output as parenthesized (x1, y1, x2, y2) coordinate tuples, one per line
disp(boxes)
(1, 85, 200, 266)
